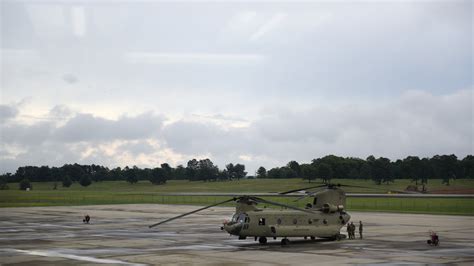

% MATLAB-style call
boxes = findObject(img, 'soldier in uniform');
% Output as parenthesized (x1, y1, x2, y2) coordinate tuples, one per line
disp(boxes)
(359, 221, 363, 239)
(350, 222, 355, 239)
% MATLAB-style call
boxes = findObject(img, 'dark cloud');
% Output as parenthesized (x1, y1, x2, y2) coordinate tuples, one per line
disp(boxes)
(0, 90, 472, 174)
(162, 120, 250, 156)
(2, 121, 54, 146)
(0, 104, 19, 123)
(161, 90, 473, 170)
(62, 74, 79, 84)
(117, 140, 156, 156)
(54, 112, 163, 142)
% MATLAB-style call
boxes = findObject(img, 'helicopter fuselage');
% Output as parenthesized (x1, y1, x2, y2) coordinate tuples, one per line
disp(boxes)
(223, 208, 350, 239)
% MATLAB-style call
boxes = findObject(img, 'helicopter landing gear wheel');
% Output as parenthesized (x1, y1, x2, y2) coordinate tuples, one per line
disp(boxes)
(281, 238, 290, 245)
(258, 237, 267, 244)
(310, 236, 316, 240)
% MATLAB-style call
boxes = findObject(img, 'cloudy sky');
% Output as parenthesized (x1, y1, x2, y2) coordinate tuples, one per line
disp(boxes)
(1, 0, 472, 174)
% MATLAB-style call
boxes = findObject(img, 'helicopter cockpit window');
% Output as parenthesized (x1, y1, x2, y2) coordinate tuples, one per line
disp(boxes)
(238, 214, 247, 223)
(232, 214, 247, 223)
(258, 218, 266, 225)
(231, 214, 239, 222)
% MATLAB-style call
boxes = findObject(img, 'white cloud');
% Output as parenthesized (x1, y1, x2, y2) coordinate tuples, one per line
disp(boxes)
(124, 52, 264, 65)
(250, 13, 287, 41)
(71, 6, 86, 37)
(225, 11, 257, 32)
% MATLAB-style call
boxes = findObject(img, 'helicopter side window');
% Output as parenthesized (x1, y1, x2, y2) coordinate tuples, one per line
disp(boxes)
(258, 218, 265, 226)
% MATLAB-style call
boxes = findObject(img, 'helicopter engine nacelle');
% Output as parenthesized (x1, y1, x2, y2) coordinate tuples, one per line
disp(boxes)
(321, 203, 344, 213)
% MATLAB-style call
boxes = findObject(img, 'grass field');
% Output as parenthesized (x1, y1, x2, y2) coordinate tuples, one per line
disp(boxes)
(1, 179, 473, 215)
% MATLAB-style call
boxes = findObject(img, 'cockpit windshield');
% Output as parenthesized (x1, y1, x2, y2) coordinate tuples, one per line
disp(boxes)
(231, 213, 247, 223)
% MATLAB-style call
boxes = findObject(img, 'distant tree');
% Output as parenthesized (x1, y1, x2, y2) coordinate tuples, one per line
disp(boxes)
(0, 175, 9, 190)
(109, 167, 123, 181)
(267, 167, 281, 179)
(218, 169, 230, 181)
(359, 162, 372, 180)
(149, 167, 167, 185)
(225, 163, 235, 179)
(62, 175, 72, 187)
(348, 168, 359, 179)
(403, 156, 422, 184)
(124, 166, 138, 184)
(301, 164, 317, 183)
(419, 158, 433, 190)
(371, 157, 392, 185)
(316, 163, 333, 183)
(186, 159, 199, 181)
(256, 167, 267, 179)
(91, 165, 108, 182)
(62, 164, 85, 182)
(174, 165, 187, 180)
(198, 159, 219, 181)
(461, 155, 474, 179)
(432, 154, 458, 185)
(233, 164, 247, 180)
(19, 178, 32, 190)
(161, 163, 172, 174)
(79, 175, 92, 187)
(287, 161, 301, 178)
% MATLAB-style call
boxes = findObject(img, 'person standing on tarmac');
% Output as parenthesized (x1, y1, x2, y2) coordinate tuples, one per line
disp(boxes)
(359, 221, 363, 239)
(350, 222, 355, 239)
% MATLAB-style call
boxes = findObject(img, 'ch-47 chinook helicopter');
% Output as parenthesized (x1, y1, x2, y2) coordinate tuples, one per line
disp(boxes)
(149, 184, 359, 245)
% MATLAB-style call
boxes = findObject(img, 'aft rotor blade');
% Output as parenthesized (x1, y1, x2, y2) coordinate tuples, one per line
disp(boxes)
(149, 198, 235, 228)
(250, 197, 315, 214)
(279, 184, 327, 195)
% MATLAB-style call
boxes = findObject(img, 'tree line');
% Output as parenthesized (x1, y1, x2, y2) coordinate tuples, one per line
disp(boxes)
(0, 158, 247, 189)
(0, 154, 472, 190)
(257, 154, 473, 186)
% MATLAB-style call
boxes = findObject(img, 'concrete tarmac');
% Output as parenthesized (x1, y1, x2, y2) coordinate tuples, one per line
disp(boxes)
(0, 204, 473, 265)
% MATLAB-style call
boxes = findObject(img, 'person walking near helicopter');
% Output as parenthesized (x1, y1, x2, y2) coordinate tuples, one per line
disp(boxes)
(359, 221, 363, 239)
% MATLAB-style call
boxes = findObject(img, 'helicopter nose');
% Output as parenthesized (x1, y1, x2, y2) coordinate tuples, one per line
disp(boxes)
(223, 223, 243, 236)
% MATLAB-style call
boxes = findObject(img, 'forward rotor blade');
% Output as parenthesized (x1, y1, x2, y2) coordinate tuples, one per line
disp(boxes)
(292, 192, 316, 202)
(149, 198, 235, 228)
(279, 184, 327, 195)
(250, 197, 315, 214)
